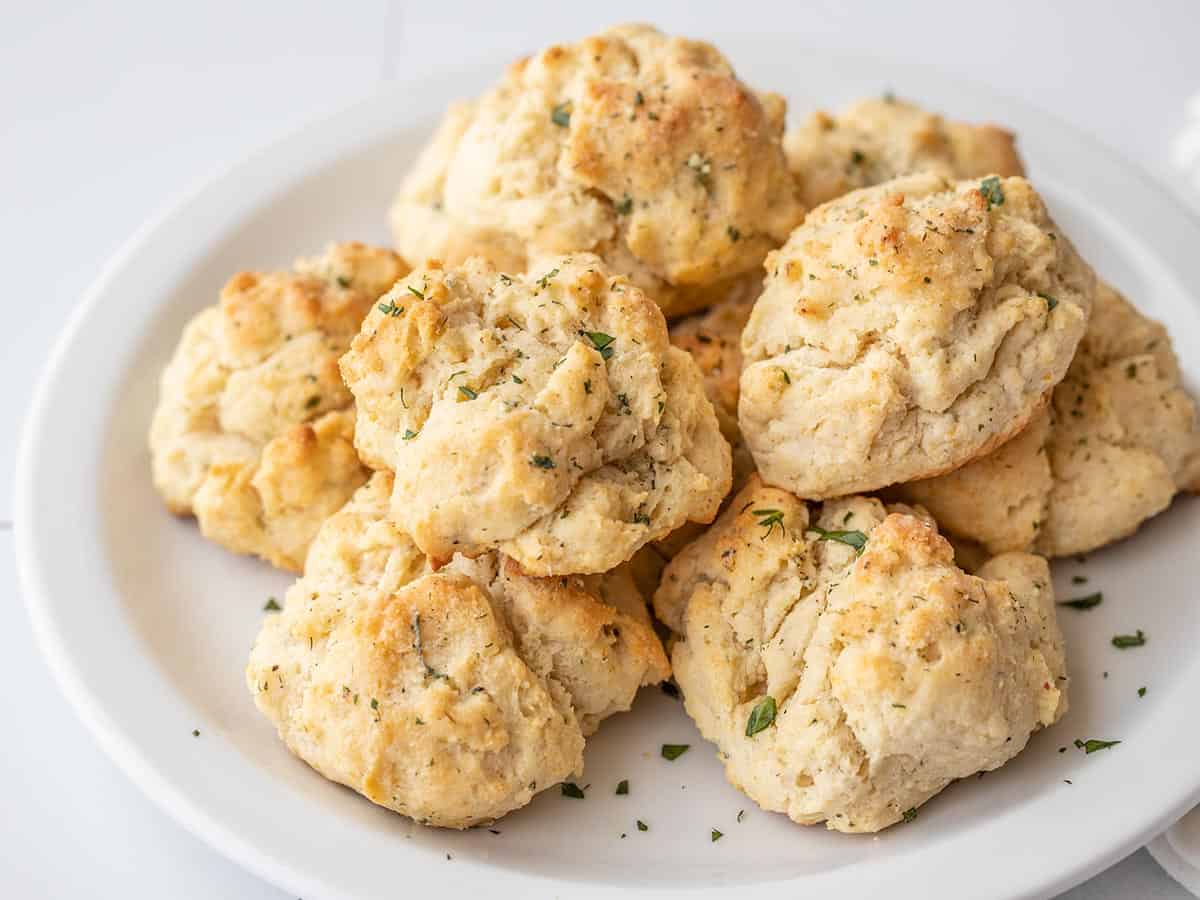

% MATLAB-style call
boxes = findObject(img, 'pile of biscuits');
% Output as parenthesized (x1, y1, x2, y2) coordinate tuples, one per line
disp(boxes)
(150, 24, 1200, 834)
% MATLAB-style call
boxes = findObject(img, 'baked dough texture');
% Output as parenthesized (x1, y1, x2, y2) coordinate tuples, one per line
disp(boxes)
(340, 254, 732, 574)
(388, 23, 803, 317)
(653, 476, 1067, 833)
(247, 472, 669, 828)
(149, 243, 408, 571)
(739, 173, 1096, 498)
(894, 281, 1200, 556)
(785, 96, 1025, 210)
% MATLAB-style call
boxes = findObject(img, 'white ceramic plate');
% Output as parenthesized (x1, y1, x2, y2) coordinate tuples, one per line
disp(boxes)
(16, 39, 1200, 900)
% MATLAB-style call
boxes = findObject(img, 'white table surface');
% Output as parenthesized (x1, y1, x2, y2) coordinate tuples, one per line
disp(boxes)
(4, 2, 1198, 896)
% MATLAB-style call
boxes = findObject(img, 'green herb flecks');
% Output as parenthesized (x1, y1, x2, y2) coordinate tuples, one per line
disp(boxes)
(1058, 592, 1102, 610)
(377, 300, 404, 316)
(979, 176, 1004, 209)
(551, 102, 572, 128)
(561, 782, 586, 799)
(583, 330, 616, 360)
(1112, 630, 1146, 649)
(1138, 686, 1147, 698)
(407, 284, 426, 300)
(1038, 292, 1059, 311)
(457, 385, 478, 401)
(536, 267, 560, 290)
(711, 829, 724, 842)
(807, 525, 868, 554)
(745, 696, 777, 737)
(753, 508, 785, 539)
(615, 195, 633, 215)
(530, 454, 555, 470)
(636, 819, 648, 832)
(1074, 738, 1121, 754)
(661, 744, 690, 761)
(263, 597, 281, 612)
(902, 807, 918, 823)
(616, 780, 629, 796)
(402, 429, 419, 441)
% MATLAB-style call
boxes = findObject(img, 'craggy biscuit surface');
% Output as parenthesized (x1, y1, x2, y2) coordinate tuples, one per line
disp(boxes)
(654, 476, 1067, 833)
(739, 173, 1095, 498)
(895, 282, 1200, 556)
(340, 254, 731, 574)
(785, 97, 1025, 210)
(149, 243, 408, 570)
(247, 473, 669, 828)
(388, 23, 802, 316)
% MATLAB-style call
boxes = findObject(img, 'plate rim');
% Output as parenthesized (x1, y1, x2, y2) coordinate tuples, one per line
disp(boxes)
(15, 43, 1200, 900)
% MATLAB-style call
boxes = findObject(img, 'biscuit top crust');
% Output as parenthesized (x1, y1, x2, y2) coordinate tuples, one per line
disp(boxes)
(149, 242, 408, 570)
(247, 473, 669, 827)
(654, 475, 1067, 833)
(390, 23, 802, 316)
(340, 254, 731, 574)
(785, 96, 1025, 210)
(738, 173, 1095, 498)
(895, 281, 1200, 556)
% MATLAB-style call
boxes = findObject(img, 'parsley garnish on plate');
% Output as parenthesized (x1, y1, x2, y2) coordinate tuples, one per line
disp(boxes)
(661, 744, 690, 761)
(1138, 686, 1147, 698)
(561, 782, 586, 799)
(616, 780, 629, 796)
(901, 807, 918, 823)
(636, 819, 649, 832)
(1074, 738, 1121, 754)
(1112, 630, 1146, 649)
(979, 176, 1004, 209)
(263, 597, 281, 612)
(711, 829, 724, 842)
(745, 696, 777, 737)
(1058, 592, 1102, 610)
(807, 524, 868, 553)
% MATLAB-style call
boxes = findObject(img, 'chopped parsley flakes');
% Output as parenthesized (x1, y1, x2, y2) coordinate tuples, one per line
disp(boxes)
(561, 782, 586, 799)
(377, 300, 404, 316)
(711, 829, 724, 842)
(457, 385, 478, 400)
(1074, 738, 1120, 754)
(901, 807, 918, 823)
(1111, 630, 1146, 649)
(753, 508, 785, 539)
(636, 819, 648, 832)
(745, 696, 777, 737)
(551, 102, 572, 128)
(807, 524, 868, 553)
(263, 597, 281, 612)
(616, 779, 629, 796)
(661, 744, 690, 761)
(402, 429, 419, 441)
(1038, 292, 1059, 311)
(979, 176, 1005, 209)
(583, 331, 616, 359)
(530, 454, 555, 470)
(1058, 592, 1102, 610)
(615, 195, 633, 215)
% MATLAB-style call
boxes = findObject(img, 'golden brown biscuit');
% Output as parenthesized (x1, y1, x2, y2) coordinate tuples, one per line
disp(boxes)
(247, 473, 669, 828)
(340, 254, 731, 574)
(388, 24, 803, 317)
(654, 476, 1067, 833)
(894, 282, 1200, 556)
(149, 243, 408, 570)
(739, 173, 1095, 498)
(786, 96, 1024, 209)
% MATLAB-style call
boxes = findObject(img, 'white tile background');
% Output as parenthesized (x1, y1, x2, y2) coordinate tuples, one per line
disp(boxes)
(4, 1, 1198, 896)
